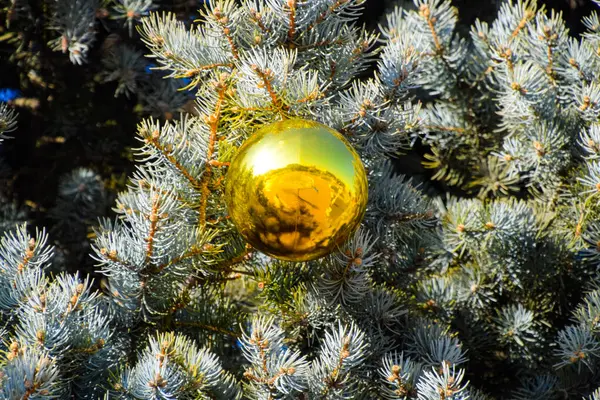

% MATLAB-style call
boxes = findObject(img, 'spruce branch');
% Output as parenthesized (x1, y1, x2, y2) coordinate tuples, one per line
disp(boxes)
(0, 224, 52, 310)
(578, 82, 600, 121)
(135, 116, 207, 193)
(111, 0, 155, 36)
(588, 388, 600, 400)
(554, 325, 600, 372)
(138, 12, 234, 89)
(405, 321, 467, 368)
(306, 0, 367, 31)
(203, 0, 242, 60)
(287, 0, 297, 44)
(101, 44, 147, 98)
(240, 316, 310, 398)
(48, 0, 98, 64)
(110, 331, 241, 399)
(199, 76, 228, 227)
(415, 362, 468, 400)
(315, 227, 378, 306)
(0, 344, 65, 398)
(578, 123, 600, 160)
(495, 304, 538, 347)
(308, 322, 368, 398)
(45, 0, 600, 397)
(0, 103, 18, 141)
(511, 375, 558, 400)
(379, 351, 422, 399)
(573, 289, 600, 332)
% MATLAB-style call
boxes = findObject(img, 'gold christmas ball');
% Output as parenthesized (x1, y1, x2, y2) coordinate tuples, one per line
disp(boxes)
(225, 118, 368, 262)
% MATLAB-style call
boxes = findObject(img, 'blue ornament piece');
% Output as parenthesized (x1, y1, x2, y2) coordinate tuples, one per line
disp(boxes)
(144, 63, 157, 74)
(0, 88, 21, 102)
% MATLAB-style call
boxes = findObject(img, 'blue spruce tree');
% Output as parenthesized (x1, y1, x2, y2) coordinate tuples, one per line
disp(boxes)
(1, 0, 600, 398)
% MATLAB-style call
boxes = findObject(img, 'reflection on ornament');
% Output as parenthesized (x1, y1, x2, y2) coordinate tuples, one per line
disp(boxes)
(225, 118, 368, 262)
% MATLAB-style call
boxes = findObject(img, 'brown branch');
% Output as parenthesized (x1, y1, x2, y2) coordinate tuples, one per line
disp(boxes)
(349, 39, 372, 63)
(224, 29, 239, 59)
(151, 245, 209, 275)
(242, 335, 276, 392)
(319, 36, 371, 87)
(100, 248, 138, 272)
(251, 65, 288, 115)
(230, 105, 270, 113)
(249, 9, 270, 33)
(230, 269, 255, 276)
(333, 337, 351, 377)
(545, 44, 555, 81)
(308, 0, 349, 31)
(145, 194, 161, 263)
(498, 47, 515, 75)
(419, 4, 472, 99)
(296, 88, 322, 104)
(16, 238, 36, 273)
(295, 39, 345, 50)
(246, 329, 270, 376)
(322, 336, 351, 394)
(22, 380, 42, 400)
(145, 133, 203, 190)
(168, 248, 253, 313)
(575, 207, 585, 238)
(182, 63, 233, 78)
(338, 244, 365, 285)
(198, 78, 228, 226)
(423, 125, 466, 133)
(419, 4, 442, 53)
(174, 320, 240, 338)
(384, 64, 412, 101)
(207, 160, 230, 167)
(568, 57, 584, 80)
(212, 7, 239, 60)
(219, 248, 253, 273)
(267, 368, 295, 386)
(535, 24, 557, 81)
(510, 10, 534, 41)
(207, 214, 229, 225)
(390, 211, 435, 223)
(71, 338, 106, 355)
(287, 0, 297, 46)
(580, 96, 592, 111)
(65, 283, 85, 314)
(137, 179, 189, 206)
(329, 61, 337, 82)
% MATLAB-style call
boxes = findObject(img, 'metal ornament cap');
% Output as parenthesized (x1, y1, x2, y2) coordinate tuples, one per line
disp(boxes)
(225, 118, 368, 262)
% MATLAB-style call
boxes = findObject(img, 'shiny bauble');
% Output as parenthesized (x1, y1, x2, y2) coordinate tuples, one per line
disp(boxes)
(224, 118, 368, 262)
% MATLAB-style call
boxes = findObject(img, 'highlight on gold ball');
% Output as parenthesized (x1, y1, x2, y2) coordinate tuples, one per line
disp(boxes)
(224, 118, 368, 262)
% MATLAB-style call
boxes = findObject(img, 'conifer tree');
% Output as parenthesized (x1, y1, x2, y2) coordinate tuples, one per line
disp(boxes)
(1, 0, 600, 399)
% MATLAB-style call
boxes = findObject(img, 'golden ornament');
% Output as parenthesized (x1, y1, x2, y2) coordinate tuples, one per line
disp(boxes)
(224, 118, 368, 262)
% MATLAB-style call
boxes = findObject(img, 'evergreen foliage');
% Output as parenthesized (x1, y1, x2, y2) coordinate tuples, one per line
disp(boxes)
(2, 0, 600, 398)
